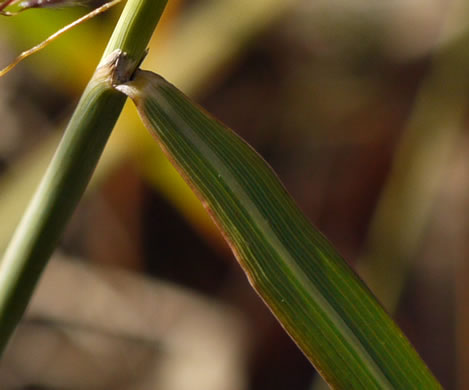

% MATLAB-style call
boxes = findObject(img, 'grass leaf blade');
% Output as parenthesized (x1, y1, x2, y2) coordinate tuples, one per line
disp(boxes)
(116, 70, 442, 389)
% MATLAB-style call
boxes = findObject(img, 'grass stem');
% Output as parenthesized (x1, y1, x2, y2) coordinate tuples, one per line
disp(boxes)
(0, 0, 167, 356)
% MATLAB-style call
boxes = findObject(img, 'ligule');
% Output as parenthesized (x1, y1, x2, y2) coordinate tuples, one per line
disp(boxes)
(115, 70, 442, 389)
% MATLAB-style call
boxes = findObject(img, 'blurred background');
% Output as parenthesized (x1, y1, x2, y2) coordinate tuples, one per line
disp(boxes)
(0, 0, 468, 388)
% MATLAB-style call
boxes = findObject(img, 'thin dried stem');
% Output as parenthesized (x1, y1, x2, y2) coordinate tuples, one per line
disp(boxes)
(0, 0, 19, 12)
(0, 0, 122, 77)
